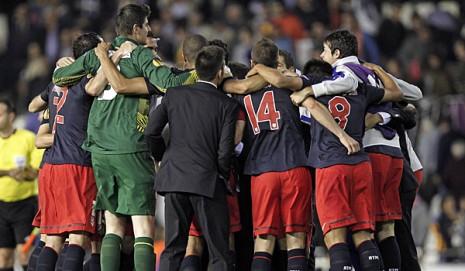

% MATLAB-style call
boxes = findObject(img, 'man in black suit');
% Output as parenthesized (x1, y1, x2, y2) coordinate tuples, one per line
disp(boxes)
(145, 45, 238, 271)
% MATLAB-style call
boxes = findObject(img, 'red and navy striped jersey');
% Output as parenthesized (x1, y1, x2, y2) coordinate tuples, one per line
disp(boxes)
(308, 82, 385, 168)
(45, 77, 93, 166)
(238, 86, 308, 175)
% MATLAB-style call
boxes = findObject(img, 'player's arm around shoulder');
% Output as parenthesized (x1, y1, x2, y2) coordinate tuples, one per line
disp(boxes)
(246, 64, 304, 91)
(311, 64, 358, 97)
(53, 50, 100, 87)
(138, 47, 195, 92)
(364, 63, 403, 103)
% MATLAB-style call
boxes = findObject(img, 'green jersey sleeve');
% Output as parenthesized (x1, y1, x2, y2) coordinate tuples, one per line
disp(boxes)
(52, 50, 100, 86)
(136, 48, 198, 93)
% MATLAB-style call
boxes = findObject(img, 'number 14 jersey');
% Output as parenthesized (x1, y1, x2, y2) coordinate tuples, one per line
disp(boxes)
(238, 86, 308, 175)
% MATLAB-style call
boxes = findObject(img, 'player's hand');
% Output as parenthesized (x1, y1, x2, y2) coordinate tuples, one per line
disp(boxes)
(246, 66, 259, 78)
(282, 70, 298, 77)
(363, 62, 383, 72)
(56, 57, 75, 68)
(118, 41, 137, 56)
(95, 42, 110, 60)
(8, 168, 26, 181)
(290, 87, 312, 106)
(338, 133, 361, 155)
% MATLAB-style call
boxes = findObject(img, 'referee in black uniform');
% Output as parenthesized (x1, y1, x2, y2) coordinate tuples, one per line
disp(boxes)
(145, 45, 238, 271)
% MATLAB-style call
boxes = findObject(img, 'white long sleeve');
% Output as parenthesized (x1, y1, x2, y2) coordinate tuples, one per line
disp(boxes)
(312, 65, 359, 97)
(389, 75, 423, 101)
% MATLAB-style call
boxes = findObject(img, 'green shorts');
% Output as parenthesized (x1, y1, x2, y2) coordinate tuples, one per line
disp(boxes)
(92, 152, 155, 216)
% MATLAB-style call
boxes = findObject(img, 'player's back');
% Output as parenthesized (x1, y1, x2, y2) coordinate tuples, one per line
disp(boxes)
(47, 77, 93, 166)
(308, 83, 385, 168)
(239, 86, 307, 175)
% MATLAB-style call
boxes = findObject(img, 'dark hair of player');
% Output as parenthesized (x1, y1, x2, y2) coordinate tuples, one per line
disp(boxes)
(72, 32, 102, 59)
(303, 59, 332, 79)
(116, 4, 151, 36)
(209, 39, 229, 65)
(228, 62, 249, 79)
(251, 38, 279, 68)
(324, 30, 358, 58)
(195, 46, 225, 81)
(0, 97, 16, 115)
(182, 34, 208, 64)
(278, 49, 294, 70)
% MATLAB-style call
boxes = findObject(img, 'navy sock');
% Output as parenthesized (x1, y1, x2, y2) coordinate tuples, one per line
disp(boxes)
(62, 245, 85, 271)
(89, 254, 100, 271)
(274, 250, 287, 271)
(36, 247, 58, 271)
(358, 240, 382, 271)
(307, 245, 315, 271)
(251, 252, 272, 271)
(180, 255, 202, 271)
(378, 237, 401, 271)
(27, 241, 45, 271)
(374, 241, 385, 270)
(287, 249, 307, 271)
(56, 244, 69, 271)
(328, 243, 353, 271)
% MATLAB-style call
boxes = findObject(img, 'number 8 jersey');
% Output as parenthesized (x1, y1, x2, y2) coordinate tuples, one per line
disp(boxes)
(308, 83, 385, 168)
(238, 86, 308, 175)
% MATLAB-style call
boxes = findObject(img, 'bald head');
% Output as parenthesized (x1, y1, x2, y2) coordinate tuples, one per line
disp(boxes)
(182, 34, 208, 67)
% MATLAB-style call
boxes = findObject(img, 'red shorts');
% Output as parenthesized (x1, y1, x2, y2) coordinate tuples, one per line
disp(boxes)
(38, 163, 97, 235)
(414, 169, 424, 186)
(32, 169, 47, 228)
(316, 162, 375, 236)
(369, 153, 403, 222)
(189, 171, 241, 236)
(251, 167, 312, 237)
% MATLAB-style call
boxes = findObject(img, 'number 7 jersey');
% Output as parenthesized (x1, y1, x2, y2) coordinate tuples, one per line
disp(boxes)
(238, 86, 308, 175)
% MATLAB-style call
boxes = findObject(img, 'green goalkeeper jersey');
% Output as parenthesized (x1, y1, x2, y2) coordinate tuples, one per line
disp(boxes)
(53, 36, 197, 154)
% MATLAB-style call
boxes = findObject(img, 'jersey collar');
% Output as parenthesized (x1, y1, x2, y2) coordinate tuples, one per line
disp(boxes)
(112, 36, 140, 48)
(332, 56, 360, 67)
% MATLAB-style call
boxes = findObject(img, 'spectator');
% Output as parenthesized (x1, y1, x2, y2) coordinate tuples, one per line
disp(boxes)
(423, 50, 453, 97)
(447, 39, 465, 94)
(436, 194, 458, 262)
(442, 139, 465, 203)
(377, 3, 406, 58)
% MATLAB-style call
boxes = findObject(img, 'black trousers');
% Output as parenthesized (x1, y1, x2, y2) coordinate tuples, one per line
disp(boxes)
(395, 159, 421, 271)
(159, 183, 233, 271)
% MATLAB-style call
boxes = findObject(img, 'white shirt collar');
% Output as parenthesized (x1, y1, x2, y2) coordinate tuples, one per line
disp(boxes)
(198, 80, 217, 88)
(332, 56, 360, 67)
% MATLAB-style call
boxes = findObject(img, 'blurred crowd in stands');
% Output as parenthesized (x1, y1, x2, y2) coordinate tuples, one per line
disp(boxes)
(1, 0, 465, 264)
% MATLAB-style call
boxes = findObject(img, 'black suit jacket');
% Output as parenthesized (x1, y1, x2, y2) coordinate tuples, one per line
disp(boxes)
(145, 81, 239, 198)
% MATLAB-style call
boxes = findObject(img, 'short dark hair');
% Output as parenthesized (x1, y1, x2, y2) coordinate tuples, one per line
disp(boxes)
(195, 46, 225, 81)
(278, 49, 294, 70)
(116, 4, 151, 36)
(303, 59, 332, 79)
(324, 30, 358, 58)
(72, 32, 102, 59)
(0, 97, 16, 115)
(182, 34, 208, 64)
(228, 62, 249, 79)
(251, 38, 278, 68)
(209, 39, 229, 65)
